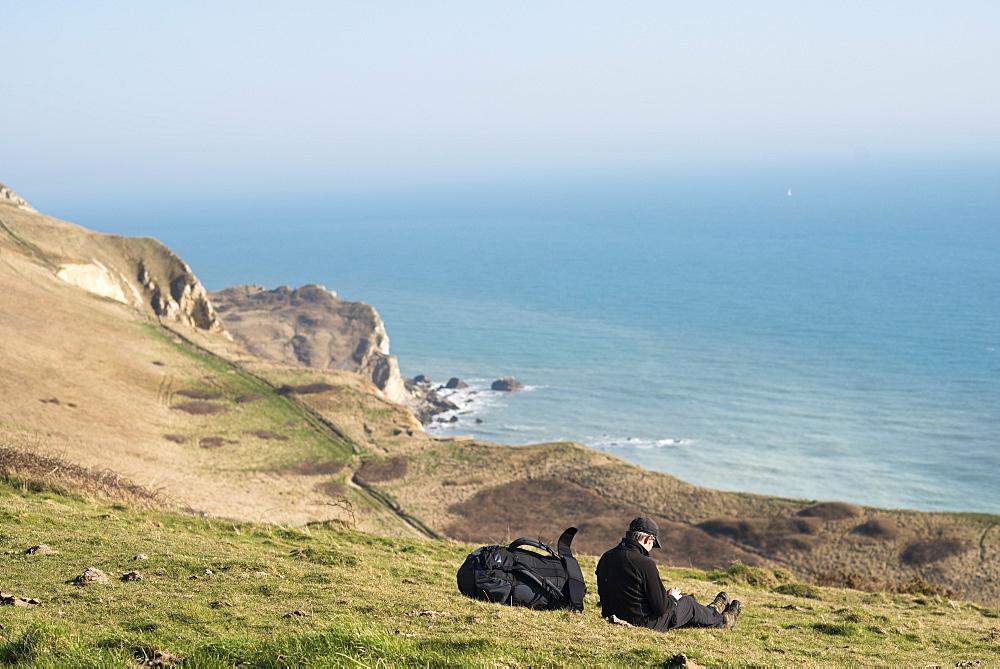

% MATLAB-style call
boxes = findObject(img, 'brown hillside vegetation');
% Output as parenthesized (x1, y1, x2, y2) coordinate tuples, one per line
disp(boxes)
(2, 189, 999, 606)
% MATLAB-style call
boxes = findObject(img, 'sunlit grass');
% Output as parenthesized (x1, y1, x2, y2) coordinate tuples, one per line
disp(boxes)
(2, 486, 997, 667)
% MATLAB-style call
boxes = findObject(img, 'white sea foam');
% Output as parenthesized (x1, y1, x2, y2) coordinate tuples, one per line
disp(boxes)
(587, 436, 691, 450)
(425, 377, 533, 435)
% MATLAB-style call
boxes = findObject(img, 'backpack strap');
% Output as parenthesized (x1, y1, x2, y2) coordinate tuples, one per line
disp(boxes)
(556, 527, 587, 611)
(557, 527, 578, 556)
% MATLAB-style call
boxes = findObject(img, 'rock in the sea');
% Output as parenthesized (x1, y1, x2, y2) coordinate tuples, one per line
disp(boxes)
(413, 374, 432, 385)
(445, 377, 468, 389)
(491, 377, 523, 392)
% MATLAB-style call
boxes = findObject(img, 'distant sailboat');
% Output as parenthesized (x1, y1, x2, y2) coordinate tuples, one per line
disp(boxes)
(787, 187, 792, 197)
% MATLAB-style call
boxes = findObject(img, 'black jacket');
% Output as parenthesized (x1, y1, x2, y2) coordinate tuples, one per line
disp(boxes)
(595, 537, 676, 627)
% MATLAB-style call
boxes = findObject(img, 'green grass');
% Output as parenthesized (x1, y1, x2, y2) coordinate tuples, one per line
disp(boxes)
(151, 324, 357, 468)
(2, 487, 998, 667)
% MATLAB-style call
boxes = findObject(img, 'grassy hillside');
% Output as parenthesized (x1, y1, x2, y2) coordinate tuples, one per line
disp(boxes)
(2, 186, 999, 642)
(2, 481, 998, 667)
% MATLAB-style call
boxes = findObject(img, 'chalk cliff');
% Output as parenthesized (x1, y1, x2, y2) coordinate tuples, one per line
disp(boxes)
(210, 284, 456, 423)
(0, 183, 226, 334)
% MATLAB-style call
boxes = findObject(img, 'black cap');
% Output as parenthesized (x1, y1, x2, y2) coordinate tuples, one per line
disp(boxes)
(629, 516, 661, 548)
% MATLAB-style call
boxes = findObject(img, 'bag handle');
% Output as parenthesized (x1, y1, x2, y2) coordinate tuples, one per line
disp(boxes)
(508, 537, 558, 556)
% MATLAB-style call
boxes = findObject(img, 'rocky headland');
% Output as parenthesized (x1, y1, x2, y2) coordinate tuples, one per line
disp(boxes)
(209, 283, 456, 424)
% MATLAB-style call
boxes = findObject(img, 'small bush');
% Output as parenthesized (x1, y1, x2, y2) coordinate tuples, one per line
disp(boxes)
(797, 501, 861, 520)
(853, 517, 900, 540)
(900, 538, 969, 566)
(696, 516, 819, 552)
(199, 437, 235, 449)
(235, 393, 263, 404)
(316, 480, 347, 497)
(774, 583, 823, 599)
(815, 570, 957, 598)
(278, 383, 336, 395)
(355, 457, 409, 484)
(163, 434, 188, 444)
(248, 430, 289, 441)
(724, 562, 789, 589)
(174, 401, 227, 415)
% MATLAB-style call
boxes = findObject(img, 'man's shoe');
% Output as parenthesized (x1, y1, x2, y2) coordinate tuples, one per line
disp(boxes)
(722, 600, 742, 630)
(709, 591, 730, 614)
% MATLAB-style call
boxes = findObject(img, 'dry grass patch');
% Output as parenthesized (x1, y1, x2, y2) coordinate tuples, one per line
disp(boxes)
(174, 389, 223, 400)
(248, 430, 289, 441)
(0, 447, 162, 508)
(275, 460, 345, 476)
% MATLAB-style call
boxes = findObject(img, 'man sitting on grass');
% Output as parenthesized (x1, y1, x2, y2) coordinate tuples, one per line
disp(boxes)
(596, 516, 742, 631)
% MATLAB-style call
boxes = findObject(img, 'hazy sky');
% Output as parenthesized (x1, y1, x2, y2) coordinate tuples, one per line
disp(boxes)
(5, 1, 999, 202)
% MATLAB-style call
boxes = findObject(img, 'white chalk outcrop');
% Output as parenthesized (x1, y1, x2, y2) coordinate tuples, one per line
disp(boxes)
(0, 182, 227, 335)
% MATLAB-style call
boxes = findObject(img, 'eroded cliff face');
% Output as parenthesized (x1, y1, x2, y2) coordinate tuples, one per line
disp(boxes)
(209, 284, 455, 422)
(0, 182, 37, 212)
(0, 183, 226, 335)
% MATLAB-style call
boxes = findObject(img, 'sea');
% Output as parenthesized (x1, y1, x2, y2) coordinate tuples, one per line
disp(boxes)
(53, 158, 1000, 514)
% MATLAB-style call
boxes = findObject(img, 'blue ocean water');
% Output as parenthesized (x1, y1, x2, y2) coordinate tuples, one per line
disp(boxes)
(59, 159, 1000, 513)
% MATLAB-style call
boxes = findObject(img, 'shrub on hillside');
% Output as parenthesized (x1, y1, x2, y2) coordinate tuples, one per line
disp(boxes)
(199, 436, 235, 448)
(174, 401, 226, 415)
(316, 480, 347, 497)
(797, 501, 861, 520)
(900, 538, 969, 566)
(714, 562, 793, 589)
(355, 457, 409, 484)
(852, 517, 900, 541)
(774, 582, 823, 599)
(278, 383, 336, 395)
(696, 516, 820, 552)
(815, 569, 957, 598)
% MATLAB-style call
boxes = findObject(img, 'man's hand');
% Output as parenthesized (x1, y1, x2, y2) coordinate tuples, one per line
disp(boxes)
(667, 587, 682, 600)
